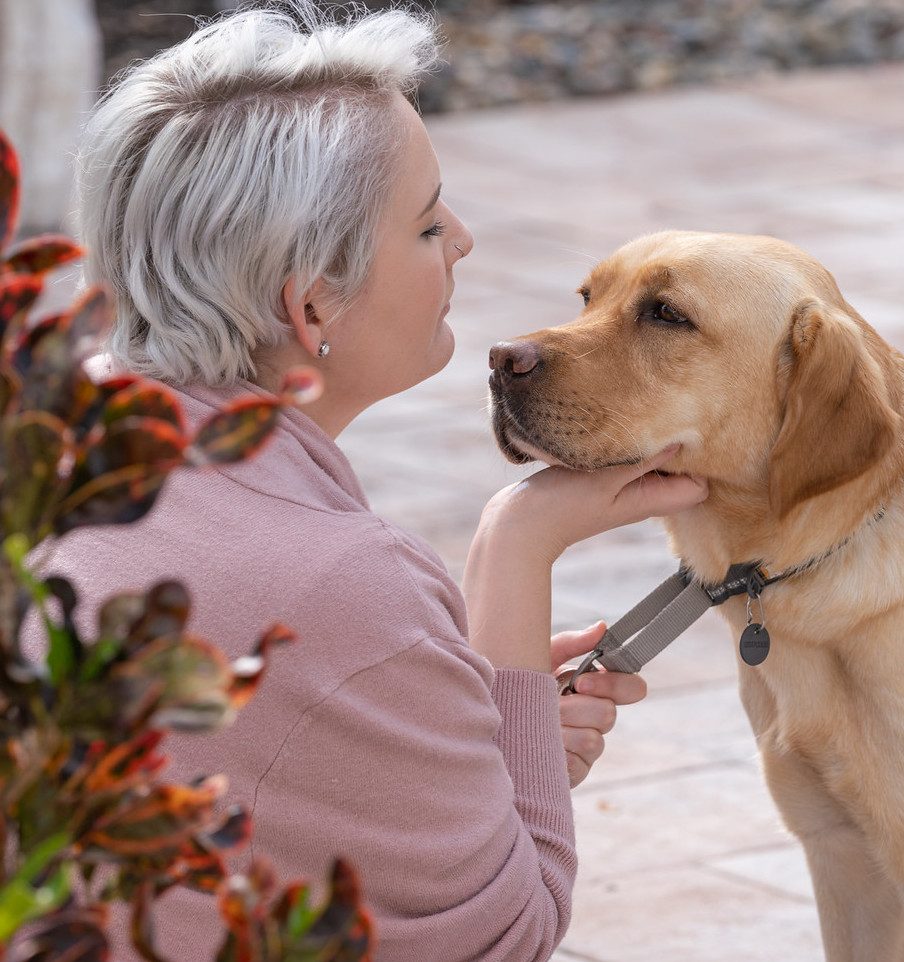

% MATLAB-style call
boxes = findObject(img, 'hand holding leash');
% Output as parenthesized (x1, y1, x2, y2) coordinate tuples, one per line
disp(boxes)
(552, 621, 648, 787)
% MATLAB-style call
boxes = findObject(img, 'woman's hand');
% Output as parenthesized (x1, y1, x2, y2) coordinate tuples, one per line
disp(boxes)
(551, 621, 647, 788)
(479, 444, 708, 566)
(463, 445, 707, 671)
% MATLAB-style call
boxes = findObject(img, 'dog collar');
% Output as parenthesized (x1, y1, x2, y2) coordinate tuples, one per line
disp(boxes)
(558, 507, 886, 694)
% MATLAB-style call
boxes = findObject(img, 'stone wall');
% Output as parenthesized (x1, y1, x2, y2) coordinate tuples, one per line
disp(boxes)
(3, 0, 903, 230)
(420, 0, 904, 111)
(90, 0, 904, 113)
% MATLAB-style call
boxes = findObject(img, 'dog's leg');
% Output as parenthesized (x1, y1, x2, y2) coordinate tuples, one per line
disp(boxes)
(740, 671, 904, 961)
(760, 746, 904, 962)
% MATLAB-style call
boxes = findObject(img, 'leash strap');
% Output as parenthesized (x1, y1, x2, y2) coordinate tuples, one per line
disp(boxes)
(557, 562, 765, 694)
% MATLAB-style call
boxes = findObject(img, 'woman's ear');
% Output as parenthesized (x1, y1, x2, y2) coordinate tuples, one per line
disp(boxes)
(282, 276, 327, 356)
(768, 299, 900, 519)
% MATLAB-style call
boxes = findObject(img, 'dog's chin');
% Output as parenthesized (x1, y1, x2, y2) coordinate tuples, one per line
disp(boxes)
(506, 433, 567, 467)
(494, 419, 567, 467)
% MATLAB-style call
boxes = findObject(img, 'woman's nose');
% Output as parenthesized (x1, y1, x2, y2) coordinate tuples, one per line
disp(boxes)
(456, 224, 475, 258)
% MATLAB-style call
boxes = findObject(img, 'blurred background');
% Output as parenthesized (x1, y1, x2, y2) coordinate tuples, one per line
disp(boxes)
(2, 3, 903, 960)
(2, 0, 903, 231)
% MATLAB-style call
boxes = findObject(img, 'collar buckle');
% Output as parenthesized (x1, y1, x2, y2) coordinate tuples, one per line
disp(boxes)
(698, 562, 768, 605)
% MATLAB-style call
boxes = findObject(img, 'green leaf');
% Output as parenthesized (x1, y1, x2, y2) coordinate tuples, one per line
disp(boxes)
(284, 886, 316, 941)
(0, 832, 70, 942)
(3, 903, 109, 962)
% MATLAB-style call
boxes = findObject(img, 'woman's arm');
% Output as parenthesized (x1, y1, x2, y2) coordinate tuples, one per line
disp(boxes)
(462, 446, 708, 671)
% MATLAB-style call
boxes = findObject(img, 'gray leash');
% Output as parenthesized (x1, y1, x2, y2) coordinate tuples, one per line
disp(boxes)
(557, 562, 771, 694)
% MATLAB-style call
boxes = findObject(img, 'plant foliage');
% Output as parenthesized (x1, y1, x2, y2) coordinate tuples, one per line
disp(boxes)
(0, 128, 372, 962)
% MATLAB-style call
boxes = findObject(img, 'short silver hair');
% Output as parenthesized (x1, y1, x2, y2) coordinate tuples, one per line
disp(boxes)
(76, 1, 439, 385)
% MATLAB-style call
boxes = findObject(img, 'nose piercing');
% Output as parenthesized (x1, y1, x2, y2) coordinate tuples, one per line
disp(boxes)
(453, 243, 464, 257)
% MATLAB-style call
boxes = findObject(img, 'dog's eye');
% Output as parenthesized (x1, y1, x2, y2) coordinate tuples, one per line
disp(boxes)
(651, 301, 689, 325)
(579, 288, 590, 307)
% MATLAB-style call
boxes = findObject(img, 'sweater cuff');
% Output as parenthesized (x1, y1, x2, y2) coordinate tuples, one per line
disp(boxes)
(491, 668, 574, 830)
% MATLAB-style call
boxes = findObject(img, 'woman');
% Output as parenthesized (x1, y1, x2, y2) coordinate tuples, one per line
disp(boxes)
(45, 3, 708, 959)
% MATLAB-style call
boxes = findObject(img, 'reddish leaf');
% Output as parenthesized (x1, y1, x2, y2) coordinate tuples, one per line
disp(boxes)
(101, 381, 185, 435)
(83, 776, 226, 857)
(0, 358, 22, 416)
(73, 732, 167, 798)
(53, 464, 167, 536)
(10, 312, 66, 377)
(162, 838, 227, 894)
(117, 634, 235, 732)
(6, 904, 110, 962)
(279, 366, 323, 408)
(65, 288, 113, 363)
(227, 622, 297, 710)
(0, 409, 74, 541)
(80, 418, 185, 477)
(10, 291, 111, 423)
(0, 274, 42, 338)
(129, 883, 170, 962)
(95, 592, 146, 652)
(2, 235, 83, 277)
(0, 128, 20, 251)
(72, 374, 143, 440)
(303, 859, 373, 962)
(204, 806, 251, 853)
(55, 418, 184, 534)
(217, 858, 277, 932)
(187, 397, 279, 466)
(124, 581, 192, 652)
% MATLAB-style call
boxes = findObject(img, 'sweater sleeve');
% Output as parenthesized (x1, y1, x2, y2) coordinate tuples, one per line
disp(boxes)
(252, 636, 576, 962)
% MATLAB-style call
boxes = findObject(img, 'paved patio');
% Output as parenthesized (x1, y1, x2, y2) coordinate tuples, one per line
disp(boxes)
(339, 64, 904, 962)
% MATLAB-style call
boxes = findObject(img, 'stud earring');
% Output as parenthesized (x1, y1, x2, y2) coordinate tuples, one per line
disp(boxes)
(317, 339, 330, 358)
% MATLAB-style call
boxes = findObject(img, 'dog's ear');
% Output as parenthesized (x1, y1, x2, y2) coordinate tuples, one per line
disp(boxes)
(768, 299, 899, 519)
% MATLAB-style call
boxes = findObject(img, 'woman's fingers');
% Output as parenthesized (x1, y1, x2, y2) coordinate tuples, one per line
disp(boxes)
(560, 693, 617, 734)
(614, 470, 708, 524)
(562, 726, 606, 788)
(572, 668, 647, 705)
(550, 620, 606, 670)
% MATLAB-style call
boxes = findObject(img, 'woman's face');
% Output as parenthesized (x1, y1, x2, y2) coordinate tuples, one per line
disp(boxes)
(324, 93, 474, 409)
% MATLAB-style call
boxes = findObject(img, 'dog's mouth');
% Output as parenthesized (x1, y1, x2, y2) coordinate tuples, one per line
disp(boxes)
(491, 393, 643, 471)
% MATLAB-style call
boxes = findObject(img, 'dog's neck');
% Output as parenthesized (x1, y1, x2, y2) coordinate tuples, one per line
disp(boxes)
(665, 447, 904, 587)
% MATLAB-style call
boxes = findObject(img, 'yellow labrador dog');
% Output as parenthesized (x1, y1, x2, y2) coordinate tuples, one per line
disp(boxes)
(488, 230, 904, 962)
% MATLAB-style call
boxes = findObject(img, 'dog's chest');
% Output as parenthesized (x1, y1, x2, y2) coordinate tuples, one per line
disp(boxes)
(720, 596, 904, 818)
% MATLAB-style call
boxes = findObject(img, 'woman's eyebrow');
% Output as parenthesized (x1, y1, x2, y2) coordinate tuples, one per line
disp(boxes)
(417, 183, 441, 219)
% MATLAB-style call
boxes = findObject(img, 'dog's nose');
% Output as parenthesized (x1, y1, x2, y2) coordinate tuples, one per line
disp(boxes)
(489, 341, 541, 389)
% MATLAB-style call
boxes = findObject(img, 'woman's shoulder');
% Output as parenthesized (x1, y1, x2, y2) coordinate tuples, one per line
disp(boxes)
(28, 456, 474, 697)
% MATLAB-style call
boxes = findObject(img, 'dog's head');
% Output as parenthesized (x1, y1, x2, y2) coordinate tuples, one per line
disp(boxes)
(490, 230, 901, 521)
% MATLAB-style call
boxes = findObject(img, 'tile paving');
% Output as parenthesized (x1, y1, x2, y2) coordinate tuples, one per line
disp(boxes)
(338, 64, 904, 961)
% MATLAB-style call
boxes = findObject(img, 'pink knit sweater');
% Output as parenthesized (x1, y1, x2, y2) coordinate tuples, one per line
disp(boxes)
(26, 377, 577, 961)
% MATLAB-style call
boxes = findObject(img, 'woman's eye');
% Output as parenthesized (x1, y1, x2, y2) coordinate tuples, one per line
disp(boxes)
(653, 301, 688, 324)
(579, 288, 590, 306)
(423, 221, 446, 237)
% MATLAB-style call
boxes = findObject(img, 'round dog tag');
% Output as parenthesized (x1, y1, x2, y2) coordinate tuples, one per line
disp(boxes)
(739, 624, 770, 666)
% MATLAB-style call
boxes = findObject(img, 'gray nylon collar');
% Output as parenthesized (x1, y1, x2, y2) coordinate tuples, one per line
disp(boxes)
(558, 508, 886, 694)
